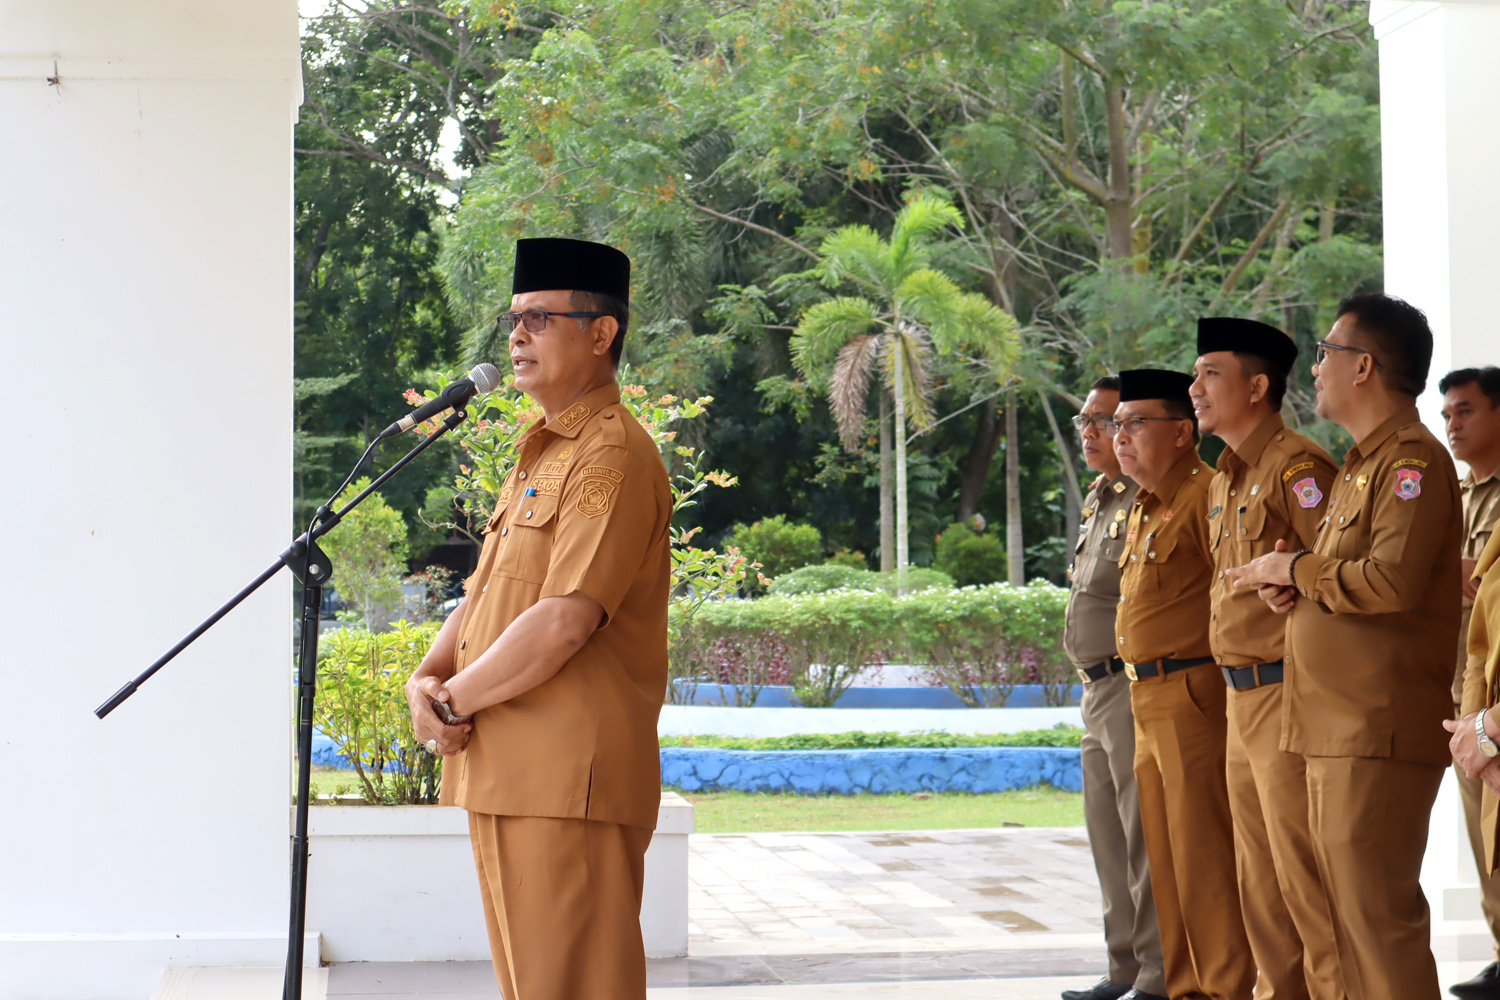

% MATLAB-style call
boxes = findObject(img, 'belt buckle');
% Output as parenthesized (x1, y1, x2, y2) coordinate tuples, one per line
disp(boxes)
(1124, 662, 1138, 681)
(1076, 667, 1090, 684)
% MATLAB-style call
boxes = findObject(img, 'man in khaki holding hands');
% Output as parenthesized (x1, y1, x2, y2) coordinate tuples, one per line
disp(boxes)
(403, 238, 673, 1000)
(1191, 318, 1340, 1000)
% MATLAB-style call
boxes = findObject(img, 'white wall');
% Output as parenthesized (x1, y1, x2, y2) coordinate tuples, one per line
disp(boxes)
(0, 3, 301, 998)
(1373, 0, 1500, 925)
(1372, 0, 1500, 432)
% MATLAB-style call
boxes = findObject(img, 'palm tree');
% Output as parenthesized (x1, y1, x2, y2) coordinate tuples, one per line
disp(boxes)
(791, 195, 1019, 571)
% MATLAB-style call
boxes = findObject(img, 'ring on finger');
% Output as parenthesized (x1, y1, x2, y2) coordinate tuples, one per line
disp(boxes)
(426, 738, 439, 754)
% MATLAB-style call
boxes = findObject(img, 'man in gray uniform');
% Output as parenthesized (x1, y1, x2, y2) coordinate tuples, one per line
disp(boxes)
(1060, 375, 1166, 1000)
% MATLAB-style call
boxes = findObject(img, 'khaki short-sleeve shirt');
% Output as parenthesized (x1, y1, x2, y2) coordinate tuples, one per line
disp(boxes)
(1063, 472, 1137, 669)
(1115, 448, 1216, 666)
(1284, 407, 1462, 764)
(441, 383, 673, 829)
(1208, 413, 1338, 669)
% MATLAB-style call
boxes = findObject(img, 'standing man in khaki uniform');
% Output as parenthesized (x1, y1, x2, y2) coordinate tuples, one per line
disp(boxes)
(1190, 319, 1342, 1000)
(404, 238, 673, 1000)
(1231, 294, 1461, 1000)
(1061, 375, 1165, 1000)
(1113, 368, 1255, 1000)
(1439, 366, 1500, 1000)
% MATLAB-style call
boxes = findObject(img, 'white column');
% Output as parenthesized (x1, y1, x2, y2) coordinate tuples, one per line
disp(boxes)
(1373, 0, 1500, 933)
(0, 3, 301, 998)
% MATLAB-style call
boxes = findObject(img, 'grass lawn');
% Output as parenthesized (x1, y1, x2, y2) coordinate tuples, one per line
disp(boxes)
(675, 787, 1084, 833)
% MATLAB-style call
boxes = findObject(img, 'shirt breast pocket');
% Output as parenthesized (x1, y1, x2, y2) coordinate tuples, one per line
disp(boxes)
(1238, 503, 1270, 558)
(1331, 499, 1366, 558)
(1137, 531, 1181, 601)
(496, 495, 561, 584)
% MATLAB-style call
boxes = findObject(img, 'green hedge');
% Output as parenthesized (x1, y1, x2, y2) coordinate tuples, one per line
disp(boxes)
(659, 726, 1084, 750)
(767, 564, 955, 596)
(672, 581, 1072, 708)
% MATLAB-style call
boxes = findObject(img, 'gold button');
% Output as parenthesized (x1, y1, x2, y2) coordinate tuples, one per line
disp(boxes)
(1143, 514, 1151, 522)
(525, 510, 533, 519)
(1218, 571, 1224, 578)
(1223, 530, 1229, 537)
(1192, 468, 1199, 475)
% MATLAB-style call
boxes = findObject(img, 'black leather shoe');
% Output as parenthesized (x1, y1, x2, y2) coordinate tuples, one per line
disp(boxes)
(1060, 980, 1131, 1000)
(1452, 962, 1500, 999)
(1120, 990, 1168, 1000)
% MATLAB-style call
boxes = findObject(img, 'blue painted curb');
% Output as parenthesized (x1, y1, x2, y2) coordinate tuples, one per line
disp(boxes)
(675, 681, 1082, 709)
(659, 746, 1082, 795)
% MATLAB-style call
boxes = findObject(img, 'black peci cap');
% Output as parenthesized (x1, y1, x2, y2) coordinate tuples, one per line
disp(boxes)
(1196, 317, 1297, 375)
(512, 237, 631, 304)
(1118, 368, 1194, 405)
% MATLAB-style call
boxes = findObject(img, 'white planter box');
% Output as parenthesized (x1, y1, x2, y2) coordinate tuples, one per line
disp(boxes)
(304, 792, 694, 963)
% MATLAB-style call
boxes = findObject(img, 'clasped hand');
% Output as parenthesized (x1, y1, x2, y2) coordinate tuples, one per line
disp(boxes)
(407, 675, 472, 756)
(1224, 538, 1299, 615)
(1445, 712, 1500, 795)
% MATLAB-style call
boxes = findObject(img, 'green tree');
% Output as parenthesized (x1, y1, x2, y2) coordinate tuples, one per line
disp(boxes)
(789, 195, 1019, 570)
(320, 478, 411, 631)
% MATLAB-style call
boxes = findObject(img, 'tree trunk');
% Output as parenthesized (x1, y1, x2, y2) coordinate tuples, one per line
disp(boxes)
(1103, 82, 1134, 262)
(1005, 390, 1024, 584)
(956, 396, 1003, 523)
(894, 339, 910, 575)
(879, 390, 894, 573)
(1037, 388, 1084, 517)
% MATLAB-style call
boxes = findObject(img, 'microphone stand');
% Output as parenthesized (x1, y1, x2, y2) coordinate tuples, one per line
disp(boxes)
(95, 407, 469, 1000)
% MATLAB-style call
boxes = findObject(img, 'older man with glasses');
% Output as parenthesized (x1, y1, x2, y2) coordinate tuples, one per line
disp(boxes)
(1232, 293, 1461, 1000)
(1059, 376, 1165, 1000)
(1112, 369, 1254, 1000)
(405, 237, 674, 1000)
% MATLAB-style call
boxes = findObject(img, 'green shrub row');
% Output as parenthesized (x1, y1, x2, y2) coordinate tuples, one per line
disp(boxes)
(670, 581, 1072, 708)
(659, 726, 1084, 750)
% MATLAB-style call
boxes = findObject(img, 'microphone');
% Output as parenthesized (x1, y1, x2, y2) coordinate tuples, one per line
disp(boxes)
(380, 363, 503, 438)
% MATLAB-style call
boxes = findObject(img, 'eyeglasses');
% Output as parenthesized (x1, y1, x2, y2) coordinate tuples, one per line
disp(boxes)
(499, 309, 606, 334)
(1106, 416, 1191, 437)
(1315, 340, 1382, 371)
(1070, 414, 1111, 431)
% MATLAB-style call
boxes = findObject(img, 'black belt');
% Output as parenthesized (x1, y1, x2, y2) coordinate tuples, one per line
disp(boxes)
(1077, 656, 1126, 683)
(1223, 661, 1284, 690)
(1126, 656, 1215, 680)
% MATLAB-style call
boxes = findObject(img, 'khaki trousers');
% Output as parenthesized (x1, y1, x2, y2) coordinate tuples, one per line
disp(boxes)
(1133, 663, 1255, 1000)
(468, 812, 654, 1000)
(1081, 669, 1166, 995)
(1304, 756, 1443, 1000)
(1225, 684, 1343, 1000)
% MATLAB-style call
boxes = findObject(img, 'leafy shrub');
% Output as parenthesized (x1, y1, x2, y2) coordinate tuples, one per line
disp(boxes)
(933, 522, 1009, 587)
(313, 621, 442, 804)
(727, 515, 823, 590)
(674, 581, 1071, 708)
(887, 567, 957, 594)
(769, 563, 880, 595)
(320, 477, 410, 632)
(659, 726, 1084, 750)
(826, 548, 869, 569)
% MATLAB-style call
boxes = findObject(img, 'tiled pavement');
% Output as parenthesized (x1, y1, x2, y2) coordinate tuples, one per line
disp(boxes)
(685, 828, 1105, 960)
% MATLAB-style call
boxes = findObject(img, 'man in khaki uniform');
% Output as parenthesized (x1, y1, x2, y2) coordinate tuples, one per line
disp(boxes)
(1439, 366, 1500, 1000)
(1231, 293, 1461, 1000)
(1190, 318, 1341, 1000)
(1113, 368, 1254, 1000)
(1061, 375, 1165, 1000)
(405, 238, 672, 1000)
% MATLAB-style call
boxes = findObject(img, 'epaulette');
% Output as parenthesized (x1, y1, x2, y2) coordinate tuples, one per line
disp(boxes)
(597, 405, 629, 446)
(1396, 425, 1426, 444)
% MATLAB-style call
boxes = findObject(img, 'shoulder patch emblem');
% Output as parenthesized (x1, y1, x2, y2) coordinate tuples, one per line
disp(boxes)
(1293, 477, 1324, 509)
(555, 401, 592, 431)
(1394, 468, 1423, 501)
(577, 478, 618, 518)
(1393, 457, 1429, 470)
(1283, 461, 1315, 482)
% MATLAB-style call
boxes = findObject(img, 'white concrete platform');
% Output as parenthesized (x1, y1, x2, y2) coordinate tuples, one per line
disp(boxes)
(149, 967, 327, 1000)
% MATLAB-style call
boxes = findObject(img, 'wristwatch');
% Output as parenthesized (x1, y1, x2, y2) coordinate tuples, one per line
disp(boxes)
(1477, 709, 1498, 759)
